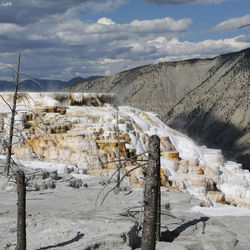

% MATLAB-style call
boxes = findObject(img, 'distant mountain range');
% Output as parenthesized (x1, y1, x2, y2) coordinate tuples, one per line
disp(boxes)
(0, 76, 103, 92)
(64, 48, 250, 169)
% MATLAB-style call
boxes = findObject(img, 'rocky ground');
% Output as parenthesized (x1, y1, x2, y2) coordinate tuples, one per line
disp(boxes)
(1, 164, 250, 250)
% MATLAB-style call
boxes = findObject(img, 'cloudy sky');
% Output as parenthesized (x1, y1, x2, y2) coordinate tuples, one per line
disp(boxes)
(0, 0, 249, 80)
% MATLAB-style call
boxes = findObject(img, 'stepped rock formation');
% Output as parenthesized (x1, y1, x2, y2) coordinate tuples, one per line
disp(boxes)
(0, 92, 250, 208)
(64, 48, 250, 169)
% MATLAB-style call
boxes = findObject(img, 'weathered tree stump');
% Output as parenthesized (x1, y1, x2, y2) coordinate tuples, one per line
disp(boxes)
(16, 170, 26, 250)
(142, 135, 160, 250)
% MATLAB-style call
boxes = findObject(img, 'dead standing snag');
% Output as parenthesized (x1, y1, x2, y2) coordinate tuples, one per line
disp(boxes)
(16, 170, 26, 250)
(5, 53, 21, 177)
(142, 135, 160, 250)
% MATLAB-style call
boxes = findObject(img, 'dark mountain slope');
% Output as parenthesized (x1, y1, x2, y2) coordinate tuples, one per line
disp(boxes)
(165, 49, 250, 167)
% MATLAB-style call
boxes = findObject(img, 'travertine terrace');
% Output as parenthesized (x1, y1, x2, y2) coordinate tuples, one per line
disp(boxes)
(0, 92, 250, 208)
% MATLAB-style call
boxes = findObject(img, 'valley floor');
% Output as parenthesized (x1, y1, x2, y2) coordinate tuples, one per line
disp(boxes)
(1, 164, 250, 250)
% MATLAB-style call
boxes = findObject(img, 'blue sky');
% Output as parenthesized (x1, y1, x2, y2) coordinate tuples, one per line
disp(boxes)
(0, 0, 249, 80)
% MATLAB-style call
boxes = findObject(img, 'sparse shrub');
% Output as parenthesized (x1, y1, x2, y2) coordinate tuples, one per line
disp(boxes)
(30, 177, 56, 191)
(69, 178, 83, 189)
(49, 171, 59, 180)
(41, 171, 50, 179)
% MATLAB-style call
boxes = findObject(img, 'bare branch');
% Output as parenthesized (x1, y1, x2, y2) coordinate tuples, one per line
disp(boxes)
(0, 94, 13, 111)
(5, 53, 21, 177)
(238, 24, 250, 29)
(0, 65, 44, 90)
(124, 151, 149, 159)
(98, 158, 127, 165)
(100, 164, 145, 206)
(120, 153, 148, 168)
(95, 158, 128, 208)
(19, 73, 44, 90)
(16, 93, 34, 108)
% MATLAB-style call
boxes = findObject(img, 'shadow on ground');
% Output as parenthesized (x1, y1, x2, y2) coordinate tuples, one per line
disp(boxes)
(161, 217, 209, 242)
(37, 231, 84, 250)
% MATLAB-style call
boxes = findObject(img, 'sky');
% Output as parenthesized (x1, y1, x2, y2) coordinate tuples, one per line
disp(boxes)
(0, 0, 249, 80)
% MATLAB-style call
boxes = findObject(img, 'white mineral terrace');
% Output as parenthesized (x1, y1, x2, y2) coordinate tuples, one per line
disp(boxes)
(0, 92, 117, 112)
(0, 92, 250, 208)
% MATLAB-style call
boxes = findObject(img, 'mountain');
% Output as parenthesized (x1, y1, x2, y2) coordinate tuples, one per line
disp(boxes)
(0, 80, 14, 91)
(19, 79, 67, 91)
(67, 76, 103, 85)
(64, 48, 250, 169)
(0, 76, 103, 92)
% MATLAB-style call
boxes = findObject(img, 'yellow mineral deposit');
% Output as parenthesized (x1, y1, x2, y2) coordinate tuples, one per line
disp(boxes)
(167, 151, 180, 161)
(189, 175, 207, 187)
(140, 112, 158, 126)
(204, 165, 220, 177)
(161, 137, 175, 151)
(141, 133, 149, 145)
(208, 191, 226, 204)
(132, 121, 143, 132)
(160, 169, 169, 187)
(188, 166, 204, 175)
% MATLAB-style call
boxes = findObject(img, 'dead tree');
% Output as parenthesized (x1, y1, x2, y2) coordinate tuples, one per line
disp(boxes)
(156, 166, 161, 242)
(95, 106, 148, 201)
(5, 53, 21, 177)
(141, 135, 160, 250)
(96, 153, 148, 207)
(116, 106, 121, 192)
(0, 55, 59, 250)
(1, 54, 46, 177)
(96, 133, 162, 249)
(16, 170, 26, 250)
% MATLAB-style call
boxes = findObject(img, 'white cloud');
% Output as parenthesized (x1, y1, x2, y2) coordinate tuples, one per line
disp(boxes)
(213, 14, 250, 32)
(0, 23, 26, 34)
(98, 58, 130, 75)
(52, 17, 192, 46)
(0, 6, 249, 81)
(97, 17, 116, 25)
(28, 34, 50, 41)
(143, 0, 228, 5)
(85, 0, 128, 13)
(149, 35, 250, 62)
(99, 58, 126, 64)
(129, 17, 192, 33)
(0, 1, 12, 7)
(0, 0, 127, 24)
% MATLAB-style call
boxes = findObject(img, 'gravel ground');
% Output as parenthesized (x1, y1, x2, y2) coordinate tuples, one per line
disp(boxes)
(0, 167, 250, 250)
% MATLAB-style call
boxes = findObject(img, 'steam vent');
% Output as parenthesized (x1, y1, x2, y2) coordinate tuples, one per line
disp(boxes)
(0, 92, 250, 208)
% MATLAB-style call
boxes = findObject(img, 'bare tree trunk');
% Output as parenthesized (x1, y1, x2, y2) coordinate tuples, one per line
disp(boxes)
(16, 170, 26, 250)
(156, 171, 161, 242)
(5, 53, 21, 177)
(116, 107, 121, 192)
(141, 135, 160, 250)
